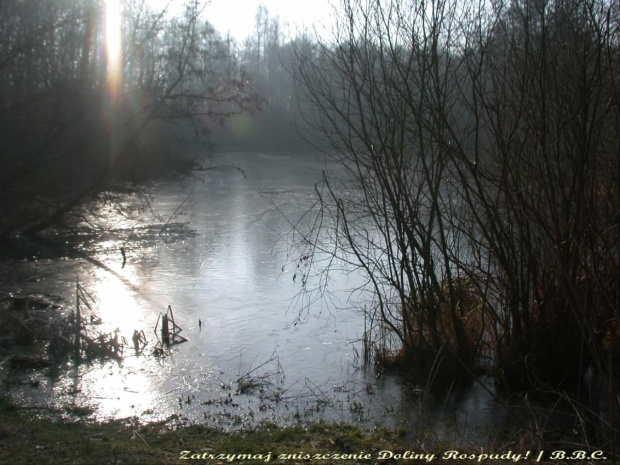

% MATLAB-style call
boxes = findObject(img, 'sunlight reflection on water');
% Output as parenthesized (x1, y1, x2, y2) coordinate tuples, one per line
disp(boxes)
(1, 152, 511, 443)
(91, 265, 144, 335)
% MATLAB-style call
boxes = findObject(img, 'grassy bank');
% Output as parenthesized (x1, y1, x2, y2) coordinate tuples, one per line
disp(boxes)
(0, 396, 405, 465)
(2, 396, 608, 465)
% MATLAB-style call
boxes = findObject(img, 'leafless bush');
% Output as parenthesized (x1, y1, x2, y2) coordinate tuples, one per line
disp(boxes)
(292, 0, 619, 452)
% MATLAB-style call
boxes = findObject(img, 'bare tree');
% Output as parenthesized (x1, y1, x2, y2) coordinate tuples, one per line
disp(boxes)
(293, 0, 486, 382)
(293, 0, 619, 449)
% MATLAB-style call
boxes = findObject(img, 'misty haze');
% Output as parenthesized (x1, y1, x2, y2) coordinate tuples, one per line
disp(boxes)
(1, 0, 619, 462)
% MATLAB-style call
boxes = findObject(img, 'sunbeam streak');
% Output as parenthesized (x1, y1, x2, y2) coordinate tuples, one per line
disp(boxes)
(105, 0, 122, 98)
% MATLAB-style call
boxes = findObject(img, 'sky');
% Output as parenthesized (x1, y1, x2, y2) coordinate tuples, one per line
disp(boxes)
(149, 0, 335, 42)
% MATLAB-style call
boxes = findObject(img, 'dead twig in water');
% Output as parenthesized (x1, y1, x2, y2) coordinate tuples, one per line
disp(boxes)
(235, 351, 285, 395)
(304, 378, 331, 405)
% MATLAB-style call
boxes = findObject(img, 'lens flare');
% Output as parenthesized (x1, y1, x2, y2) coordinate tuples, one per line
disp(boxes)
(105, 0, 122, 97)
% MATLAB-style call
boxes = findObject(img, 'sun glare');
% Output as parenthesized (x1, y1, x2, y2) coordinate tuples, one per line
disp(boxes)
(105, 0, 122, 95)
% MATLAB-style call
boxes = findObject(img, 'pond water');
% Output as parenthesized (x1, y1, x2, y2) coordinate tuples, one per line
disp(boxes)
(0, 151, 510, 442)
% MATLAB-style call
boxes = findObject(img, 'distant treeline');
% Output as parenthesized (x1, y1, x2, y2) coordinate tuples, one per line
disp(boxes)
(0, 0, 331, 238)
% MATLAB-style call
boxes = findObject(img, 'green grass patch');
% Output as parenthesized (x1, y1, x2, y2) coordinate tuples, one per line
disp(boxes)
(0, 397, 406, 464)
